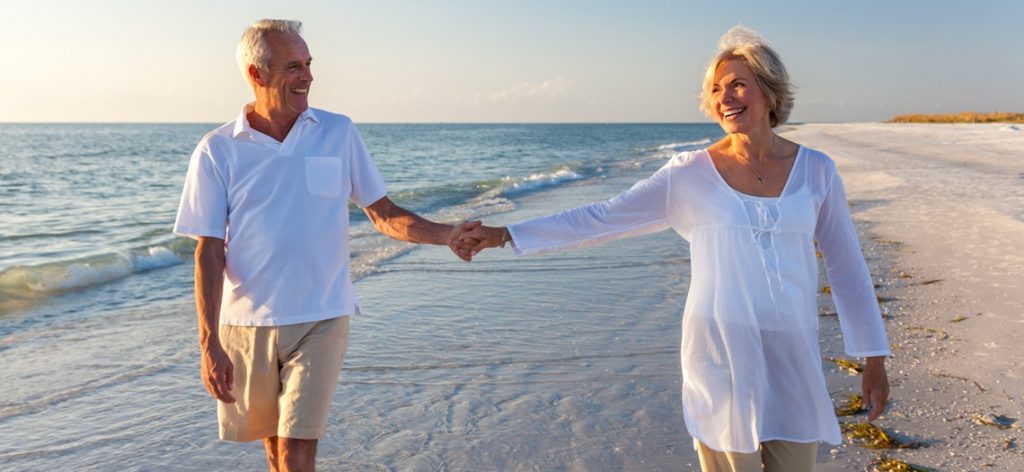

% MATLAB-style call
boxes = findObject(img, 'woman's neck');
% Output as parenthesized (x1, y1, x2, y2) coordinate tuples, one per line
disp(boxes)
(727, 128, 776, 164)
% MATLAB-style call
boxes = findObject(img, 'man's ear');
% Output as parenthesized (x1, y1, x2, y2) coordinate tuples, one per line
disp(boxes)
(247, 64, 264, 86)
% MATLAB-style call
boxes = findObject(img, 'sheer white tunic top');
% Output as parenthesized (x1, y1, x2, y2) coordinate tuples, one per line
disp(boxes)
(507, 147, 890, 453)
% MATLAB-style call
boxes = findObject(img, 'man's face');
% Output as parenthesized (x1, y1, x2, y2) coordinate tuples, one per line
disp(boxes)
(254, 32, 313, 116)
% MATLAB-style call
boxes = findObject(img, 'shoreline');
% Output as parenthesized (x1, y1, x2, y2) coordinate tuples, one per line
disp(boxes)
(784, 122, 1024, 471)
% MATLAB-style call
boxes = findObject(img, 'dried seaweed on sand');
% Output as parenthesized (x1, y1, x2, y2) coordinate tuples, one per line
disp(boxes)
(843, 423, 921, 449)
(830, 357, 864, 374)
(835, 393, 866, 416)
(872, 456, 933, 472)
(971, 413, 1017, 429)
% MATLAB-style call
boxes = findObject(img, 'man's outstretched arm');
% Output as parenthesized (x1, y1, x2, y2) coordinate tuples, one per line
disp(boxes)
(363, 196, 480, 261)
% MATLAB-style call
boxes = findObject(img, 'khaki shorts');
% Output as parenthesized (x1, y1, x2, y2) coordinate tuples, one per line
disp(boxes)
(217, 315, 350, 442)
(695, 439, 818, 472)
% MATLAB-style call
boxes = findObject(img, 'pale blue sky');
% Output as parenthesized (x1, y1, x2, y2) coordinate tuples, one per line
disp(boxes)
(2, 0, 1021, 123)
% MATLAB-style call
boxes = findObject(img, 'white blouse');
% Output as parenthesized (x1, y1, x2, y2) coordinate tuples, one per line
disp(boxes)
(507, 147, 890, 453)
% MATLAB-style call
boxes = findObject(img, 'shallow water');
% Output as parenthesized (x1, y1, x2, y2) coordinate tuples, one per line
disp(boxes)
(0, 123, 719, 469)
(0, 123, 716, 315)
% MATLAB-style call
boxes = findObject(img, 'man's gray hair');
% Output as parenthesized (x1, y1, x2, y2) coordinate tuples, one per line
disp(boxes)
(236, 19, 303, 76)
(700, 25, 794, 128)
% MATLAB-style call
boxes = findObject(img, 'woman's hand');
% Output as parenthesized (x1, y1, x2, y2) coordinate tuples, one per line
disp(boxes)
(862, 356, 889, 422)
(459, 225, 511, 256)
(446, 220, 482, 261)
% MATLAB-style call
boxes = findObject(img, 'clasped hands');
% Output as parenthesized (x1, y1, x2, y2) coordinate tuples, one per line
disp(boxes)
(446, 221, 509, 261)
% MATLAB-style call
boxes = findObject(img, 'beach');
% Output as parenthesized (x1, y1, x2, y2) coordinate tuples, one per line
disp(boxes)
(785, 123, 1024, 471)
(1, 122, 1022, 470)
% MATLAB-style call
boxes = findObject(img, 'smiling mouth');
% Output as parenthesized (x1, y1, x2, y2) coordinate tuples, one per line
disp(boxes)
(722, 107, 746, 119)
(290, 88, 309, 95)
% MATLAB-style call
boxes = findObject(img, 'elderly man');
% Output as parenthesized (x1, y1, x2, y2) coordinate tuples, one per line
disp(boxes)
(174, 19, 477, 471)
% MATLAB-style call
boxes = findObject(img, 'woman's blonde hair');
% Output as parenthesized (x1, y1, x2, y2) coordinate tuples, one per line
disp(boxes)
(699, 26, 794, 127)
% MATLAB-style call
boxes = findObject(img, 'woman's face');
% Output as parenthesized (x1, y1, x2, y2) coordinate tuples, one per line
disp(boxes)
(710, 58, 772, 134)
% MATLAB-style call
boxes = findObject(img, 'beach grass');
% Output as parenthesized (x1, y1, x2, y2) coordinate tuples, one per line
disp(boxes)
(886, 112, 1024, 123)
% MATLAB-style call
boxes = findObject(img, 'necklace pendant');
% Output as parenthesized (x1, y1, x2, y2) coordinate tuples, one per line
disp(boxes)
(755, 175, 765, 184)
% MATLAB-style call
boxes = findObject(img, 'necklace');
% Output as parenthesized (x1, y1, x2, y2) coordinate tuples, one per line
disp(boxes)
(739, 135, 776, 184)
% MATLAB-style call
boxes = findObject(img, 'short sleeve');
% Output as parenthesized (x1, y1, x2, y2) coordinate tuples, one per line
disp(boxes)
(347, 124, 388, 208)
(815, 166, 890, 357)
(173, 143, 228, 240)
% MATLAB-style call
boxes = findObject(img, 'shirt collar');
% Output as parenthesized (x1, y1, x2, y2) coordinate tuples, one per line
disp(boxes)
(231, 103, 319, 139)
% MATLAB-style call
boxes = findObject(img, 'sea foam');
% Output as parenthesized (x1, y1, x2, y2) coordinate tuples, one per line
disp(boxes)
(638, 138, 712, 152)
(507, 168, 583, 191)
(0, 245, 186, 296)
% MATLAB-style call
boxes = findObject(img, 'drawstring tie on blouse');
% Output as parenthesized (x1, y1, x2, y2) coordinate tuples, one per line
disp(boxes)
(747, 200, 785, 305)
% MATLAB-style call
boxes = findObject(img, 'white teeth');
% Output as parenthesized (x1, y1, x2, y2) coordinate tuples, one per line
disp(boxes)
(291, 89, 308, 94)
(723, 108, 744, 118)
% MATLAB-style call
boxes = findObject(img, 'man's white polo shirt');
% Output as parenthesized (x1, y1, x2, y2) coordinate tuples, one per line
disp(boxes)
(174, 104, 387, 326)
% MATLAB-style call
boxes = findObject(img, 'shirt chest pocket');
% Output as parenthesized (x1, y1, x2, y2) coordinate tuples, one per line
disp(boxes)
(305, 156, 344, 198)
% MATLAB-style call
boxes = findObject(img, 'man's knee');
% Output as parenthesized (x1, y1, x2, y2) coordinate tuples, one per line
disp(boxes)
(279, 437, 317, 471)
(280, 437, 317, 450)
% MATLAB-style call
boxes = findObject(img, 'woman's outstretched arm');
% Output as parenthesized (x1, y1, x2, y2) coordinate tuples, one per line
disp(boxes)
(463, 161, 676, 256)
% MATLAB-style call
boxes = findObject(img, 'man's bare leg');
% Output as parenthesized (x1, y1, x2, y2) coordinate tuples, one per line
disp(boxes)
(264, 436, 282, 472)
(278, 437, 318, 472)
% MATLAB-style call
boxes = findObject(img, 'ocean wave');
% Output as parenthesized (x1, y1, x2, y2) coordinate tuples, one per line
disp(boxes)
(612, 138, 713, 171)
(0, 243, 190, 312)
(0, 228, 106, 242)
(636, 138, 711, 152)
(0, 167, 553, 306)
(0, 161, 600, 306)
(348, 166, 588, 278)
(35, 147, 117, 161)
(385, 165, 588, 211)
(503, 168, 583, 192)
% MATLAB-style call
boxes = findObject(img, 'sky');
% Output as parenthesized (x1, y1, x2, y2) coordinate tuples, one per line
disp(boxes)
(2, 0, 1022, 123)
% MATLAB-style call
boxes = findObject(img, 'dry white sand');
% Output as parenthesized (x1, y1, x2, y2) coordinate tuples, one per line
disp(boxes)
(782, 123, 1024, 471)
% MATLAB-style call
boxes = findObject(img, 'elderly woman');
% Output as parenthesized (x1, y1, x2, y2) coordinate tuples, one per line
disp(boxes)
(462, 26, 890, 472)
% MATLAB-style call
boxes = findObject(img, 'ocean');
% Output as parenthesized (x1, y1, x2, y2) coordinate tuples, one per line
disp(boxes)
(0, 122, 723, 469)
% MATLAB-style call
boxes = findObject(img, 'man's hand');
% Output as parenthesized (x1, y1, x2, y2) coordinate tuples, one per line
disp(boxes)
(201, 343, 236, 403)
(862, 355, 889, 422)
(447, 220, 482, 262)
(460, 225, 510, 256)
